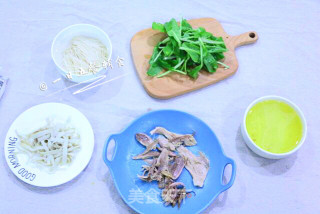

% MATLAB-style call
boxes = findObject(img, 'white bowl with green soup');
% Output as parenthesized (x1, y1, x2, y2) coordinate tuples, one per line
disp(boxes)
(241, 95, 307, 159)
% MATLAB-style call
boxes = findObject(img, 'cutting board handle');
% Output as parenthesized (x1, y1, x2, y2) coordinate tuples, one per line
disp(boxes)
(230, 31, 258, 49)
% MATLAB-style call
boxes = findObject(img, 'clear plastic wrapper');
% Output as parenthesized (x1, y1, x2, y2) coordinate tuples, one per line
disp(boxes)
(0, 76, 8, 99)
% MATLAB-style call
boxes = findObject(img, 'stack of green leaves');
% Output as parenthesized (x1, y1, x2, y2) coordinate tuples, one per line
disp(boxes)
(147, 18, 229, 79)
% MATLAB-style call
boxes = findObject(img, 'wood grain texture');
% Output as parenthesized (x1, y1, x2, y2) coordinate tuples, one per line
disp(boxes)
(131, 18, 258, 99)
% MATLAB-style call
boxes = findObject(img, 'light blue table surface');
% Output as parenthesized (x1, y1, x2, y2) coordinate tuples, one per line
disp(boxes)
(1, 0, 320, 213)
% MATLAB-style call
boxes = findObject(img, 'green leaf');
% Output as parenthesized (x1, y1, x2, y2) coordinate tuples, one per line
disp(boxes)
(147, 64, 163, 76)
(188, 45, 204, 78)
(158, 58, 174, 70)
(164, 19, 181, 46)
(181, 19, 192, 32)
(203, 54, 218, 73)
(150, 49, 163, 65)
(152, 22, 166, 33)
(170, 38, 182, 57)
(180, 43, 200, 63)
(201, 38, 225, 45)
(188, 64, 202, 79)
(207, 46, 228, 53)
(214, 52, 225, 61)
(163, 42, 174, 56)
(198, 37, 208, 57)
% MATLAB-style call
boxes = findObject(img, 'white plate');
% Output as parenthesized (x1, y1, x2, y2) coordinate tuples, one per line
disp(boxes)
(4, 103, 94, 187)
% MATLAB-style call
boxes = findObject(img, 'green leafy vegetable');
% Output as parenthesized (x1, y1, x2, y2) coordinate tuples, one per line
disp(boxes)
(147, 64, 163, 76)
(152, 22, 165, 33)
(164, 19, 181, 46)
(147, 18, 228, 79)
(181, 19, 192, 31)
(180, 43, 200, 63)
(203, 54, 218, 73)
(163, 42, 174, 56)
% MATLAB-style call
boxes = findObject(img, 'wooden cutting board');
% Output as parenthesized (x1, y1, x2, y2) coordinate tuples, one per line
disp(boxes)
(131, 18, 258, 99)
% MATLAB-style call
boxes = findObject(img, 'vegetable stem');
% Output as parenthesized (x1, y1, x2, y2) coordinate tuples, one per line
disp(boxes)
(174, 59, 185, 69)
(156, 70, 172, 78)
(156, 69, 186, 78)
(160, 37, 170, 44)
(217, 61, 230, 69)
(173, 69, 186, 75)
(153, 49, 163, 63)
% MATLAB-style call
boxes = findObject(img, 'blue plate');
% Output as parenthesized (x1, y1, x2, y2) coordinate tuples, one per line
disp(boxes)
(103, 110, 236, 214)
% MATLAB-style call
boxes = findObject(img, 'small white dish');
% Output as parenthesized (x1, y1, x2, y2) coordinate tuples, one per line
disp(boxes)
(51, 24, 112, 83)
(4, 103, 94, 187)
(241, 95, 307, 159)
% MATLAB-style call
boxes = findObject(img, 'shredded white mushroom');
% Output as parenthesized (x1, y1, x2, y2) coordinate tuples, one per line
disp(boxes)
(62, 36, 108, 75)
(16, 118, 81, 172)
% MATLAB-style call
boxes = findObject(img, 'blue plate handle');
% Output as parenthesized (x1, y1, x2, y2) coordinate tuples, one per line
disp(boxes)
(220, 157, 236, 192)
(103, 134, 119, 170)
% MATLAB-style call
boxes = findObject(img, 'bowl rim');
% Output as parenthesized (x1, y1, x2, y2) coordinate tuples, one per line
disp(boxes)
(51, 23, 112, 79)
(242, 95, 307, 157)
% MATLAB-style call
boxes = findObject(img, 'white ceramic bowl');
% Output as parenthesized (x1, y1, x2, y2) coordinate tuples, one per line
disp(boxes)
(241, 95, 307, 159)
(51, 24, 112, 83)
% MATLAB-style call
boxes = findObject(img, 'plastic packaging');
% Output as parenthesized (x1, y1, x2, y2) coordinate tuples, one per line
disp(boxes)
(0, 76, 8, 99)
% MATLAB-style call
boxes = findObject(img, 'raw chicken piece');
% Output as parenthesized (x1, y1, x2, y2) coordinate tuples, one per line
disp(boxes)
(137, 148, 173, 182)
(162, 182, 187, 208)
(134, 133, 160, 158)
(140, 140, 158, 155)
(177, 146, 210, 187)
(150, 127, 197, 147)
(170, 135, 197, 147)
(144, 159, 154, 165)
(156, 148, 169, 166)
(135, 133, 153, 147)
(151, 127, 174, 138)
(132, 151, 160, 160)
(157, 135, 175, 151)
(138, 158, 158, 181)
(157, 146, 177, 157)
(158, 176, 172, 189)
(156, 148, 173, 178)
(169, 156, 185, 180)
